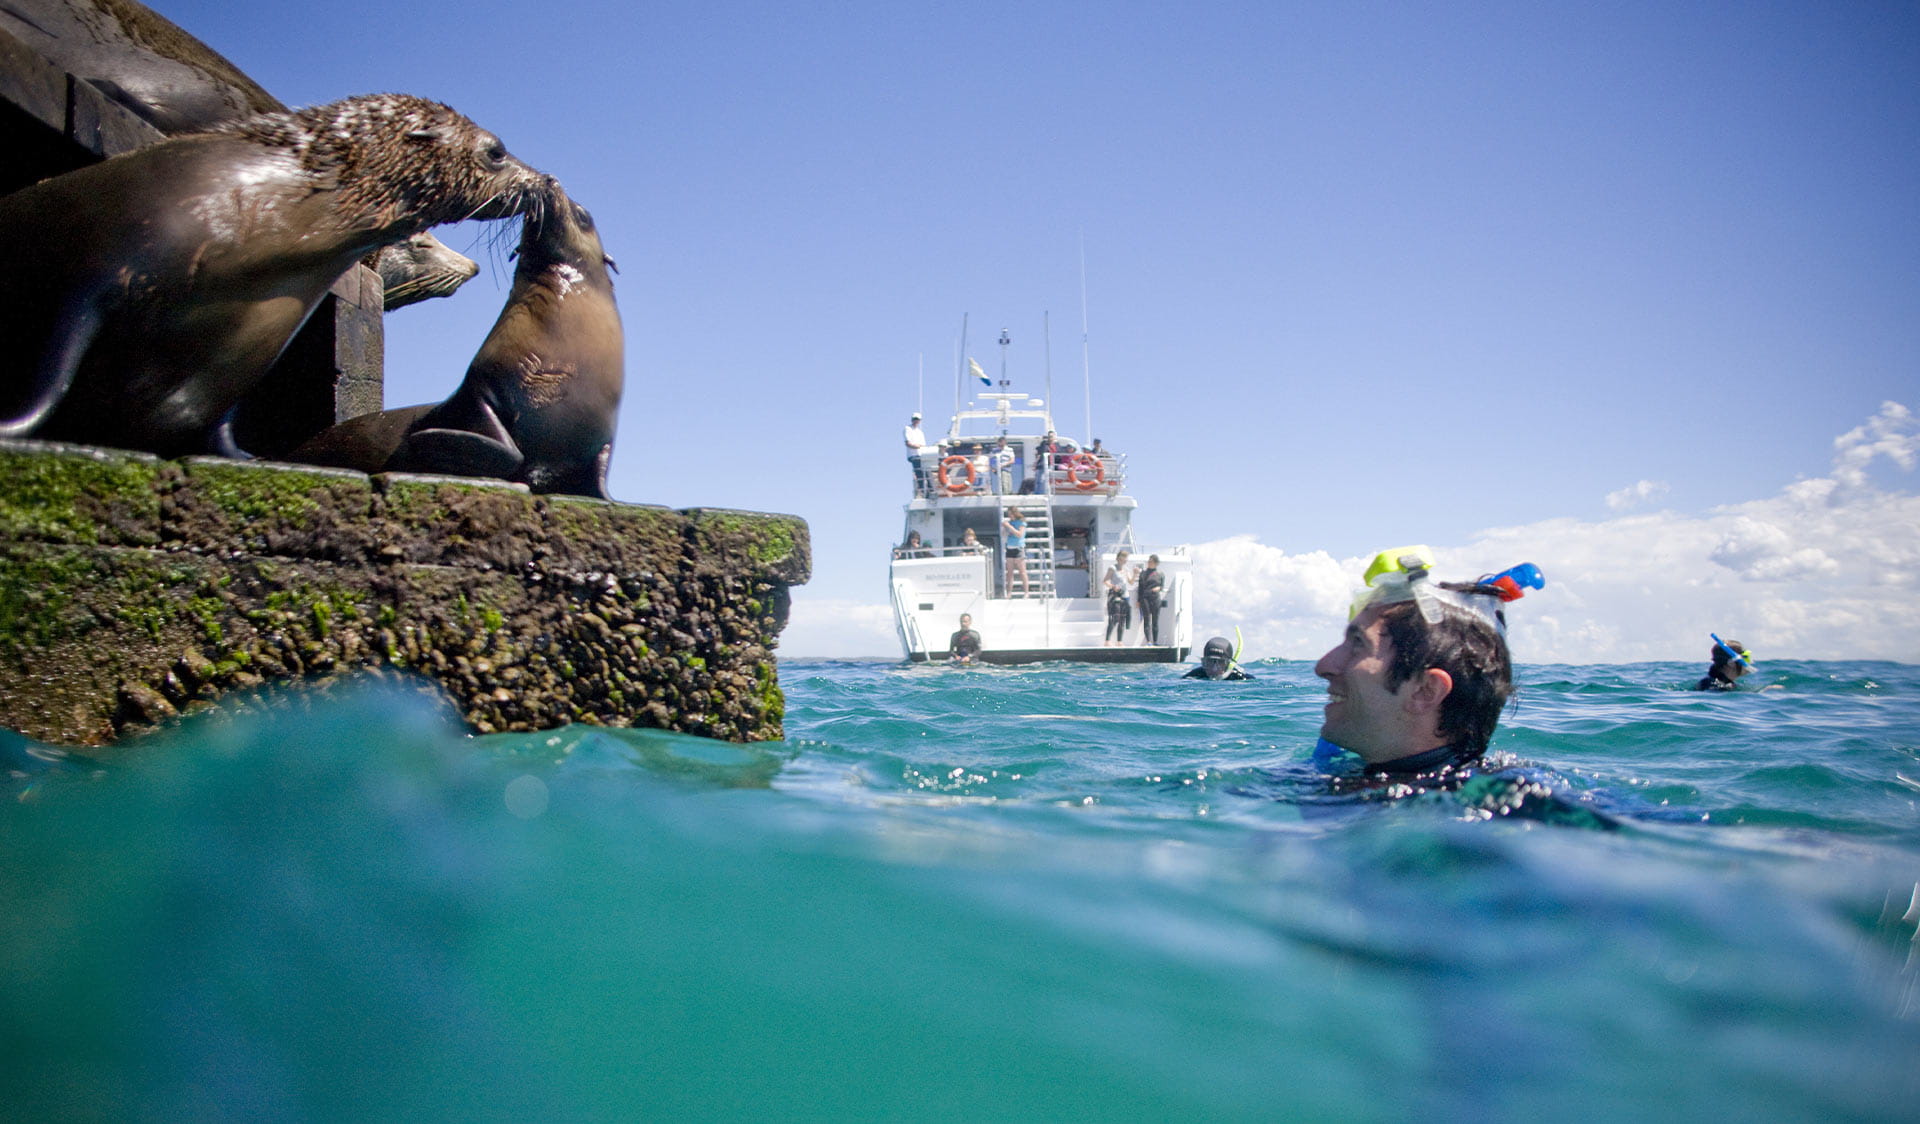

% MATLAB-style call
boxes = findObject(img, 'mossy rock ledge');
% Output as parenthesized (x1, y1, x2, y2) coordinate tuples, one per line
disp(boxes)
(0, 439, 810, 746)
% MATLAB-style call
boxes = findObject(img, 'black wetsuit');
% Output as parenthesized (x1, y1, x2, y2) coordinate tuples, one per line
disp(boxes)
(949, 629, 982, 662)
(1183, 666, 1249, 680)
(1137, 567, 1164, 645)
(1695, 672, 1739, 691)
(1105, 588, 1130, 641)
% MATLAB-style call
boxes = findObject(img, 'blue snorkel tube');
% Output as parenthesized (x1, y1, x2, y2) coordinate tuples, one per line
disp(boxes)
(1710, 633, 1754, 669)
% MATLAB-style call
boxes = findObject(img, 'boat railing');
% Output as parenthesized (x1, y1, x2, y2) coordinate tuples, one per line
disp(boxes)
(890, 544, 992, 560)
(909, 450, 1127, 499)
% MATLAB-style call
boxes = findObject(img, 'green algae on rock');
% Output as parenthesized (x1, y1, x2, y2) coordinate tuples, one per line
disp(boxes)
(0, 440, 809, 746)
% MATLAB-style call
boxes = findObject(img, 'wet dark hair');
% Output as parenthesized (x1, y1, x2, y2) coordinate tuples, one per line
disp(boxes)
(1377, 585, 1512, 757)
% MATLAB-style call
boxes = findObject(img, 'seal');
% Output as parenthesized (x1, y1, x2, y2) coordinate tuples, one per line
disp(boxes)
(1, 0, 481, 309)
(292, 176, 624, 498)
(368, 232, 480, 310)
(0, 93, 543, 456)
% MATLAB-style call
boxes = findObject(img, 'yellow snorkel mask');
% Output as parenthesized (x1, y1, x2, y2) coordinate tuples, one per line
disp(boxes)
(1349, 545, 1514, 635)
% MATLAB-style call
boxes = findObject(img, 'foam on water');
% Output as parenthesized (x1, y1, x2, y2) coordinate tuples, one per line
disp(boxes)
(3, 658, 1917, 1121)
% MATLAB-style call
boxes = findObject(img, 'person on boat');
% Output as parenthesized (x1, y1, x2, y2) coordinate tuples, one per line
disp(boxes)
(1001, 506, 1029, 597)
(1103, 550, 1134, 646)
(1023, 431, 1057, 495)
(958, 527, 986, 554)
(1136, 554, 1165, 645)
(893, 530, 930, 559)
(1184, 636, 1250, 680)
(1696, 636, 1753, 691)
(1313, 550, 1513, 776)
(964, 443, 990, 495)
(948, 613, 982, 664)
(989, 436, 1015, 494)
(903, 412, 928, 491)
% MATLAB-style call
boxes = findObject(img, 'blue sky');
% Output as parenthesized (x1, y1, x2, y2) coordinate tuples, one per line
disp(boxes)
(159, 1, 1919, 660)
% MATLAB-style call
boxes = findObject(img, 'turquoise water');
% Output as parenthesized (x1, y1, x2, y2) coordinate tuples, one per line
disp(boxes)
(4, 658, 1918, 1122)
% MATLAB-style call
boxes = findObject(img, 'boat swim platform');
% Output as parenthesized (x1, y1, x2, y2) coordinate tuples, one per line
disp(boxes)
(912, 645, 1190, 665)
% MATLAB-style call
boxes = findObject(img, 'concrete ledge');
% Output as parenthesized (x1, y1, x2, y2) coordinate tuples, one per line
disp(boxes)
(0, 440, 810, 745)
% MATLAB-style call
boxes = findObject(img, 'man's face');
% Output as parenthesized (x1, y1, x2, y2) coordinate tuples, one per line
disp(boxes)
(960, 614, 972, 629)
(1313, 605, 1420, 763)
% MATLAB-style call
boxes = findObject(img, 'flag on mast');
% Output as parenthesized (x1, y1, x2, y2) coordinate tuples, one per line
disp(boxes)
(968, 358, 990, 386)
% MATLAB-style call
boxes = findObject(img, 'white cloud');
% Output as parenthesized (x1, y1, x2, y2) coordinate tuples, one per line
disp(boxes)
(1604, 479, 1669, 511)
(1832, 400, 1918, 490)
(780, 594, 897, 658)
(1192, 403, 1920, 664)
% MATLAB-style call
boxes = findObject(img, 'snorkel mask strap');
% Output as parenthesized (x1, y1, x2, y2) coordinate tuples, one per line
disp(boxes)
(1350, 546, 1513, 636)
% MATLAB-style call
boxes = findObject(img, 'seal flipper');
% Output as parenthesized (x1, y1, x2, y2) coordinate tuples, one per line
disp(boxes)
(205, 407, 256, 459)
(0, 303, 104, 438)
(519, 442, 614, 500)
(388, 428, 525, 478)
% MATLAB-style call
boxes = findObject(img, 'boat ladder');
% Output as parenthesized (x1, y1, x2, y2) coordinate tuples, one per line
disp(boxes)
(1012, 498, 1057, 599)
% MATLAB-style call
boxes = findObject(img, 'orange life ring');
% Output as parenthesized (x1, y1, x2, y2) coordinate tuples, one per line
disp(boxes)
(939, 455, 977, 494)
(1067, 452, 1105, 490)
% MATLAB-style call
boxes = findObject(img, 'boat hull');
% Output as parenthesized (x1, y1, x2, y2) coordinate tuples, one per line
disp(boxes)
(909, 645, 1189, 665)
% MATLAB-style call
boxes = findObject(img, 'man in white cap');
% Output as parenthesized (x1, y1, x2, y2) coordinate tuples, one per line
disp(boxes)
(903, 412, 928, 491)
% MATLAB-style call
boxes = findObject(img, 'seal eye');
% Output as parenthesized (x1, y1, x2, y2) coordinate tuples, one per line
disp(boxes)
(481, 141, 509, 169)
(572, 203, 595, 232)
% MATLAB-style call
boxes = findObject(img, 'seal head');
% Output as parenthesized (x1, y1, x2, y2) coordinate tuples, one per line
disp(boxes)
(293, 175, 625, 499)
(0, 93, 543, 455)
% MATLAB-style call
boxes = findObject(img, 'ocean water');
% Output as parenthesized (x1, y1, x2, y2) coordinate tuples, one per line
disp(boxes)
(3, 658, 1917, 1122)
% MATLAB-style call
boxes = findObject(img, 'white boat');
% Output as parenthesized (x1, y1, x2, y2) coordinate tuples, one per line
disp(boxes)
(890, 387, 1192, 664)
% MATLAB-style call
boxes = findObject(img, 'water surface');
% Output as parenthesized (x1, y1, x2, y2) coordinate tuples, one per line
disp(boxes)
(4, 658, 1916, 1121)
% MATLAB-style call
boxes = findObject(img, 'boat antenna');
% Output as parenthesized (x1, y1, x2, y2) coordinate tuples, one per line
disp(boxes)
(916, 353, 924, 419)
(957, 313, 969, 413)
(1080, 235, 1093, 441)
(1043, 311, 1053, 418)
(998, 327, 1011, 390)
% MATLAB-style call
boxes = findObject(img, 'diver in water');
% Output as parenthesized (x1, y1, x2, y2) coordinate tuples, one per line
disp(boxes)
(1183, 636, 1250, 680)
(1696, 635, 1752, 690)
(948, 613, 983, 665)
(1313, 550, 1528, 778)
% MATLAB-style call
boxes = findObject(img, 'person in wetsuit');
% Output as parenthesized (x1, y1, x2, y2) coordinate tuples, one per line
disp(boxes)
(948, 613, 982, 665)
(1103, 549, 1133, 645)
(1313, 560, 1512, 776)
(1183, 636, 1250, 680)
(1136, 554, 1165, 645)
(1696, 637, 1751, 690)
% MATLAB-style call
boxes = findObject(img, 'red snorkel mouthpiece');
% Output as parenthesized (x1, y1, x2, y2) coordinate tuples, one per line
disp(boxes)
(1482, 563, 1545, 603)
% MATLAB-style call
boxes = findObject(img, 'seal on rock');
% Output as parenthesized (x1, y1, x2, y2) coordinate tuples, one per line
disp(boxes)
(0, 93, 543, 456)
(2, 0, 481, 309)
(292, 175, 624, 498)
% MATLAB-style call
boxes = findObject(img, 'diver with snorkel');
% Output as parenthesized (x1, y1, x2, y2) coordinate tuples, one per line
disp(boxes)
(1185, 634, 1252, 680)
(1696, 635, 1754, 691)
(1311, 548, 1543, 778)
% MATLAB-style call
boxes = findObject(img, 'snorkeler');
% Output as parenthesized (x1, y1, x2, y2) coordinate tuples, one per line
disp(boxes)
(1313, 549, 1539, 776)
(948, 613, 983, 665)
(1695, 634, 1753, 691)
(1183, 636, 1250, 680)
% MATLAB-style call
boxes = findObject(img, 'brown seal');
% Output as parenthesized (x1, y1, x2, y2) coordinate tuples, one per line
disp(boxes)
(367, 232, 480, 310)
(292, 176, 624, 498)
(1, 1, 481, 309)
(0, 93, 543, 456)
